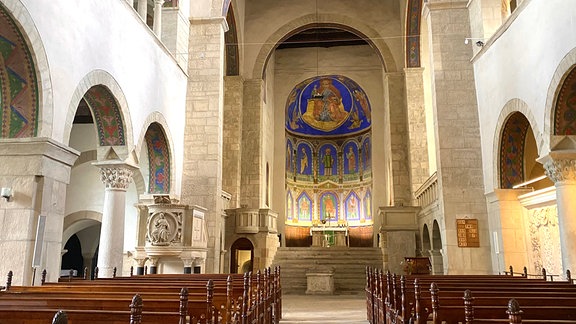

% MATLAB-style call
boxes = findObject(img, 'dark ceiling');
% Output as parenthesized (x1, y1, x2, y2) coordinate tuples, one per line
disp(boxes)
(277, 28, 367, 49)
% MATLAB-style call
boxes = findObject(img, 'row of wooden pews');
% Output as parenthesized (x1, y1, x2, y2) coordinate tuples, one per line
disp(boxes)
(0, 267, 281, 324)
(365, 266, 576, 324)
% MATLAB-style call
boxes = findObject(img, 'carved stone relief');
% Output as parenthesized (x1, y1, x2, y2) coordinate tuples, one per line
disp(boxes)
(146, 211, 182, 246)
(527, 205, 562, 276)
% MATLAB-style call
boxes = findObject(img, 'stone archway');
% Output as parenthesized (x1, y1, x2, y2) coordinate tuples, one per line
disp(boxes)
(431, 220, 444, 274)
(144, 123, 171, 194)
(230, 238, 254, 274)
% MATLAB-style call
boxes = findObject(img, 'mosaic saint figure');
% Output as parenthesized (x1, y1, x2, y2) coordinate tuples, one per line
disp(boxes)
(346, 146, 356, 173)
(300, 147, 309, 174)
(322, 148, 334, 176)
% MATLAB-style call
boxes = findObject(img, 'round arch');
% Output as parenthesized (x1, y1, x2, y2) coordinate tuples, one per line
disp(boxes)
(64, 70, 134, 153)
(544, 47, 576, 149)
(136, 112, 176, 195)
(422, 223, 431, 252)
(432, 219, 442, 251)
(229, 237, 254, 274)
(0, 1, 53, 138)
(63, 210, 102, 248)
(492, 99, 543, 189)
(251, 13, 398, 80)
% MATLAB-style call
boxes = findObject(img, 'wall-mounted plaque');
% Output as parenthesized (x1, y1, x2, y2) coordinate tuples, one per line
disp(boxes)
(457, 218, 479, 247)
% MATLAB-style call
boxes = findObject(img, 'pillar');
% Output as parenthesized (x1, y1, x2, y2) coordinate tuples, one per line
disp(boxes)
(153, 0, 163, 37)
(95, 162, 136, 278)
(540, 153, 576, 273)
(148, 257, 159, 274)
(425, 0, 491, 274)
(137, 0, 147, 22)
(404, 67, 430, 197)
(182, 16, 226, 273)
(241, 79, 264, 208)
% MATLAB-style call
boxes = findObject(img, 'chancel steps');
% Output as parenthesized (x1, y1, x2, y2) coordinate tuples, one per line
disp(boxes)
(271, 247, 383, 295)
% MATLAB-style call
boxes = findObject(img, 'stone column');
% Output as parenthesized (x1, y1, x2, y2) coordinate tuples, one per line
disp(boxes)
(148, 257, 159, 274)
(182, 257, 193, 274)
(95, 162, 135, 278)
(137, 0, 147, 22)
(404, 67, 430, 197)
(182, 16, 226, 273)
(222, 76, 244, 208)
(426, 0, 491, 274)
(133, 257, 146, 275)
(153, 0, 164, 37)
(539, 153, 576, 273)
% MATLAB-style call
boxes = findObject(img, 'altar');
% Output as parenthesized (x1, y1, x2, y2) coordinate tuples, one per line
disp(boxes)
(310, 226, 348, 247)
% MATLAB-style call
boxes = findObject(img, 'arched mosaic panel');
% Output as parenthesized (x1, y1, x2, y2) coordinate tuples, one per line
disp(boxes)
(364, 190, 372, 220)
(286, 191, 294, 221)
(500, 112, 529, 189)
(83, 85, 126, 146)
(0, 4, 38, 138)
(320, 191, 338, 221)
(554, 66, 576, 135)
(296, 192, 312, 222)
(296, 142, 313, 177)
(345, 191, 360, 221)
(318, 143, 338, 182)
(343, 141, 359, 176)
(286, 139, 294, 174)
(145, 123, 170, 194)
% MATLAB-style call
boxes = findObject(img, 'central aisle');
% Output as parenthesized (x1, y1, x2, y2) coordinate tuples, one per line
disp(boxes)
(280, 294, 369, 323)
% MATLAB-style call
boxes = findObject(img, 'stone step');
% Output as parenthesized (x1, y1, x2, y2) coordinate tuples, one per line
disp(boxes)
(272, 246, 383, 294)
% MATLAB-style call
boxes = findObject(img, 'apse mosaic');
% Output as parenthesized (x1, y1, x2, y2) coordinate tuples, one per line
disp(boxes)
(286, 140, 294, 175)
(364, 190, 372, 220)
(318, 143, 338, 182)
(343, 141, 359, 181)
(361, 137, 372, 178)
(500, 112, 529, 189)
(286, 191, 294, 221)
(145, 123, 170, 194)
(554, 67, 576, 135)
(285, 75, 371, 137)
(296, 142, 313, 181)
(83, 85, 126, 146)
(345, 192, 360, 221)
(0, 5, 38, 138)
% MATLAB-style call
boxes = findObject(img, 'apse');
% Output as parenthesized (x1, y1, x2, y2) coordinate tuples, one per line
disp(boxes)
(284, 75, 373, 247)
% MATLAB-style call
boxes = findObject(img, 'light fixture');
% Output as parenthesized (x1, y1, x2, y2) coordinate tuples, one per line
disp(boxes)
(512, 175, 547, 189)
(1, 187, 12, 201)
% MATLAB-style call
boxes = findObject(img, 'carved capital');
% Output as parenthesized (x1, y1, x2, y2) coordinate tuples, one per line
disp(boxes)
(99, 167, 134, 190)
(148, 257, 159, 266)
(543, 159, 576, 184)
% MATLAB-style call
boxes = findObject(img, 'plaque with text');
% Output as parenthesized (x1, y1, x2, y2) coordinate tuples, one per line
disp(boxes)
(457, 218, 479, 247)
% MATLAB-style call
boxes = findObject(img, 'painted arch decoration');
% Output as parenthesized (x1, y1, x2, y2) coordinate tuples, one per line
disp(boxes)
(285, 75, 372, 137)
(500, 112, 530, 189)
(554, 66, 576, 135)
(145, 123, 171, 194)
(83, 85, 126, 146)
(0, 4, 38, 138)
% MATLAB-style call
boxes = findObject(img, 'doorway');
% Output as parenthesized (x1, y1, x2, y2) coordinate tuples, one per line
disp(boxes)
(230, 238, 254, 274)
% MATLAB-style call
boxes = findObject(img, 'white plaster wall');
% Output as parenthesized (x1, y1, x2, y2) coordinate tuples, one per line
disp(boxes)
(272, 44, 385, 219)
(19, 0, 187, 195)
(473, 0, 576, 192)
(242, 0, 403, 78)
(69, 125, 98, 153)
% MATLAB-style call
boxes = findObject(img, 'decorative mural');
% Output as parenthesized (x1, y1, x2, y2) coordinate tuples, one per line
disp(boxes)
(297, 193, 312, 222)
(0, 5, 38, 138)
(320, 192, 338, 222)
(286, 191, 294, 221)
(286, 140, 294, 174)
(285, 75, 371, 136)
(406, 0, 423, 68)
(554, 66, 576, 135)
(145, 123, 170, 194)
(83, 85, 126, 146)
(500, 112, 529, 188)
(345, 192, 360, 221)
(364, 190, 372, 220)
(285, 75, 373, 247)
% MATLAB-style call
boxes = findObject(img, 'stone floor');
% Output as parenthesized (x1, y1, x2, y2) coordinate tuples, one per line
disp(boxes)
(280, 294, 369, 323)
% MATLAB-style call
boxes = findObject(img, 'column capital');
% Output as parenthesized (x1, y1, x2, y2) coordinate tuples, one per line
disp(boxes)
(94, 161, 138, 190)
(538, 151, 576, 184)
